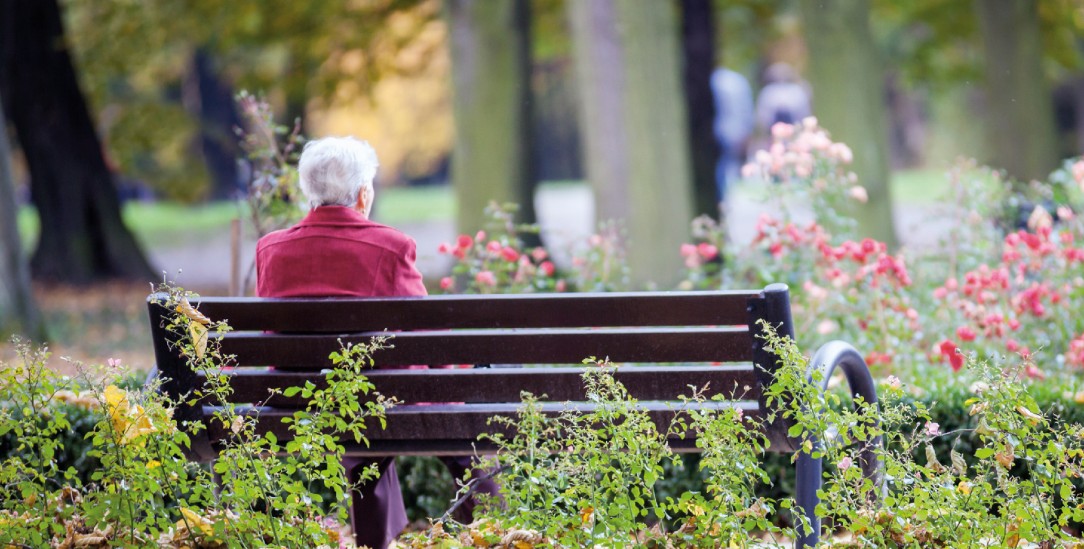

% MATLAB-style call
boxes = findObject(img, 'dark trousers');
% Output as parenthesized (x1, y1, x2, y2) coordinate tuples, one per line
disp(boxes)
(347, 456, 500, 549)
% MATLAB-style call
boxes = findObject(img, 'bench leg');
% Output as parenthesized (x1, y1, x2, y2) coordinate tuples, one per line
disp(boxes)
(794, 449, 821, 548)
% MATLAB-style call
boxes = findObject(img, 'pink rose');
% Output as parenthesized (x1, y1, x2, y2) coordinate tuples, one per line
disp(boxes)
(475, 271, 496, 286)
(439, 277, 454, 290)
(925, 421, 940, 437)
(697, 242, 718, 260)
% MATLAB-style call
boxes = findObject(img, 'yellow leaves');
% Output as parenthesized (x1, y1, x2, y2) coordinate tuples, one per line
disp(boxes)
(996, 443, 1016, 469)
(924, 445, 946, 474)
(735, 499, 767, 520)
(579, 506, 594, 524)
(164, 507, 231, 547)
(179, 297, 211, 358)
(51, 389, 99, 411)
(468, 528, 490, 547)
(178, 297, 211, 325)
(1015, 405, 1044, 425)
(179, 507, 212, 534)
(55, 521, 114, 549)
(968, 401, 988, 416)
(189, 323, 208, 359)
(499, 529, 542, 548)
(104, 384, 157, 445)
(686, 501, 706, 517)
(950, 450, 968, 476)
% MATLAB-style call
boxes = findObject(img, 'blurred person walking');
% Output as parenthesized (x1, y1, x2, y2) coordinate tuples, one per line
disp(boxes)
(711, 67, 754, 208)
(755, 62, 812, 133)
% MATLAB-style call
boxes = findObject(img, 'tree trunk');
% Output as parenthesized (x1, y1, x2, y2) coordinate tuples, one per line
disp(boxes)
(445, 0, 538, 237)
(0, 90, 46, 340)
(800, 0, 898, 247)
(0, 0, 154, 284)
(680, 0, 720, 219)
(975, 0, 1059, 184)
(569, 0, 694, 288)
(184, 49, 243, 201)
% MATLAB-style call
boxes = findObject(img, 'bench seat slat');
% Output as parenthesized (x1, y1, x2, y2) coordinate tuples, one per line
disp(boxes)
(208, 364, 762, 405)
(193, 291, 759, 332)
(202, 401, 764, 455)
(218, 327, 753, 367)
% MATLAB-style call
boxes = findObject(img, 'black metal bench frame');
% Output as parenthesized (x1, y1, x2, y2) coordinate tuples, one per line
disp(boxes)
(146, 283, 880, 548)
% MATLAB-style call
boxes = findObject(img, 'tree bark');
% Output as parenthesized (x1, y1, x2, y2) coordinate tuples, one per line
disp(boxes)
(0, 90, 46, 340)
(800, 0, 898, 247)
(680, 0, 721, 219)
(975, 0, 1059, 184)
(445, 0, 538, 237)
(569, 0, 694, 288)
(0, 0, 154, 284)
(184, 49, 243, 201)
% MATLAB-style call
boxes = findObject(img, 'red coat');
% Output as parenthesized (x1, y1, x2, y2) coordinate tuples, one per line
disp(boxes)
(256, 206, 426, 299)
(254, 205, 426, 549)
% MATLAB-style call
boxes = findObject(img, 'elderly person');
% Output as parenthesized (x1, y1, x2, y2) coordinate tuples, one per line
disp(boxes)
(256, 136, 496, 549)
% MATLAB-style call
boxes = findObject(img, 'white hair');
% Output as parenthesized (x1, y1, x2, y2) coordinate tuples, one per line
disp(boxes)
(297, 136, 379, 209)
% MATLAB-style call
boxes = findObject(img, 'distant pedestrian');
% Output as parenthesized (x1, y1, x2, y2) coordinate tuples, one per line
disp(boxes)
(711, 68, 754, 207)
(755, 62, 812, 133)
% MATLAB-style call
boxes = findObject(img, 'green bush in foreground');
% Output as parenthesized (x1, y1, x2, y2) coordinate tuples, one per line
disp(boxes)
(6, 296, 1084, 547)
(399, 325, 1084, 548)
(0, 286, 390, 548)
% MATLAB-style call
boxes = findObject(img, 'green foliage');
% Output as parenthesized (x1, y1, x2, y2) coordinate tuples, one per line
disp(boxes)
(478, 359, 679, 546)
(0, 284, 392, 546)
(61, 0, 431, 198)
(235, 91, 305, 239)
(761, 323, 1084, 547)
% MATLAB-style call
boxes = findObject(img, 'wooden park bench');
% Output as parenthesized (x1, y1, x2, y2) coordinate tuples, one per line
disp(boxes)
(146, 283, 881, 548)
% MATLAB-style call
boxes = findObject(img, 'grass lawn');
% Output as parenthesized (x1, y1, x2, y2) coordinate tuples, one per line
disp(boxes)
(891, 168, 951, 206)
(16, 185, 457, 251)
(15, 171, 944, 252)
(728, 167, 950, 207)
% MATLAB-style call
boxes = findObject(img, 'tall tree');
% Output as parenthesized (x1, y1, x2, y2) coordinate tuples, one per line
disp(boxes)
(0, 90, 46, 340)
(800, 0, 898, 247)
(975, 0, 1059, 184)
(0, 0, 154, 283)
(681, 0, 721, 219)
(445, 0, 537, 235)
(64, 0, 428, 200)
(184, 49, 243, 201)
(569, 0, 694, 288)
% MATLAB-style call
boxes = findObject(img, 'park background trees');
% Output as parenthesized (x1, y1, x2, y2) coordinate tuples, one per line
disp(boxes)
(0, 0, 1082, 294)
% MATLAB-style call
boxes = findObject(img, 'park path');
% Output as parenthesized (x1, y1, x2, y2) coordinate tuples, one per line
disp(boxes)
(149, 184, 947, 295)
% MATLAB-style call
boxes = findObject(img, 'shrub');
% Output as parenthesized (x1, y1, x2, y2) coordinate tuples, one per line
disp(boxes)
(0, 286, 390, 547)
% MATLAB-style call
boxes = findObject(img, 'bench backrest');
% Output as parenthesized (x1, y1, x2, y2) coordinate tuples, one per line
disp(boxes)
(147, 284, 798, 460)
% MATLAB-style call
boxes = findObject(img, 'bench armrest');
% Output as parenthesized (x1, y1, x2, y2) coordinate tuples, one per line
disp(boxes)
(794, 340, 883, 548)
